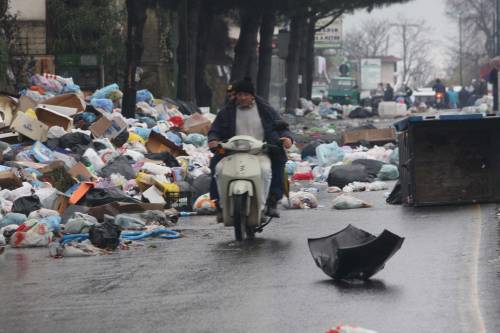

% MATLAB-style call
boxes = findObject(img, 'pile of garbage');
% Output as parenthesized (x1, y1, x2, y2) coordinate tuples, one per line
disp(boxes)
(0, 74, 218, 257)
(285, 138, 399, 210)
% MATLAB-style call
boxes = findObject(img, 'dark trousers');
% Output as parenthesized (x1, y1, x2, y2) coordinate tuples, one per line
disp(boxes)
(209, 154, 285, 205)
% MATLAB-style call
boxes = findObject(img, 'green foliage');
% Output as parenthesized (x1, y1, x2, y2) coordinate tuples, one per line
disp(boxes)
(47, 0, 126, 83)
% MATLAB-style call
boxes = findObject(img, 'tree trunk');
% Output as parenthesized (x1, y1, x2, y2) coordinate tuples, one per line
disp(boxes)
(176, 0, 202, 103)
(305, 19, 316, 99)
(122, 0, 148, 119)
(195, 1, 215, 107)
(256, 12, 276, 100)
(230, 7, 262, 82)
(298, 21, 309, 99)
(285, 15, 305, 113)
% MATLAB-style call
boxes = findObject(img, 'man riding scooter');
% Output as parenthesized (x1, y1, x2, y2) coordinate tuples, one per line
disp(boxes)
(208, 78, 293, 222)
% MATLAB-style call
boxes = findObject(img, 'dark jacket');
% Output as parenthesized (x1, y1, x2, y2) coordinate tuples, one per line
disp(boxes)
(208, 97, 292, 162)
(383, 86, 394, 101)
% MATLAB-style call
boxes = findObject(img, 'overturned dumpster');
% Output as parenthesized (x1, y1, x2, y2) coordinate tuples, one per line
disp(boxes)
(398, 114, 500, 206)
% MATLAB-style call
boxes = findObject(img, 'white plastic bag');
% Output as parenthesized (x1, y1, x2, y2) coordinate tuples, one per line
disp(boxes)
(285, 191, 318, 209)
(332, 194, 371, 210)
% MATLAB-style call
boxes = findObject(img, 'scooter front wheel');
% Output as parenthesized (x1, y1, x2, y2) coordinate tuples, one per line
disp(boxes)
(233, 193, 247, 241)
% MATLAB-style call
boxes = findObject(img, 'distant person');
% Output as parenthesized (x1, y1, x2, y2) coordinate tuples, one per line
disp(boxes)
(384, 83, 394, 101)
(446, 87, 458, 109)
(432, 79, 446, 94)
(376, 82, 384, 96)
(458, 87, 470, 108)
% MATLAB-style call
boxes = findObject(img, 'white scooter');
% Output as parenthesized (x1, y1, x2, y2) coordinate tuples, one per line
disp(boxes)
(216, 135, 273, 241)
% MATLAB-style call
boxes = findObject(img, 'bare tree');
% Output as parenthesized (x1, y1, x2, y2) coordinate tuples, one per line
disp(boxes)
(446, 0, 495, 58)
(395, 18, 434, 86)
(343, 18, 391, 59)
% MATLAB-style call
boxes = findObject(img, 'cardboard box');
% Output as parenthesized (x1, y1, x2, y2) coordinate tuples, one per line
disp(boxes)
(35, 106, 73, 130)
(38, 104, 78, 117)
(68, 162, 94, 181)
(146, 131, 187, 157)
(183, 113, 211, 135)
(16, 96, 37, 113)
(89, 114, 127, 139)
(42, 93, 86, 112)
(0, 95, 18, 127)
(10, 111, 49, 141)
(0, 171, 23, 190)
(342, 128, 396, 146)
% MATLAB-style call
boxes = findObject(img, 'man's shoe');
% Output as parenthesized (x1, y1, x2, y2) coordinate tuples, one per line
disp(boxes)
(265, 200, 280, 218)
(216, 209, 223, 223)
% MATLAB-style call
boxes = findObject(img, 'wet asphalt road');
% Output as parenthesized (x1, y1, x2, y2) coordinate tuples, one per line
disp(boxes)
(0, 183, 499, 333)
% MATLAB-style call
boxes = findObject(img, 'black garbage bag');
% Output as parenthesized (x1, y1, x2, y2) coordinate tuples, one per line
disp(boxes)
(45, 138, 60, 150)
(345, 124, 377, 132)
(301, 141, 322, 160)
(12, 195, 42, 217)
(308, 224, 404, 280)
(352, 159, 385, 178)
(89, 220, 121, 250)
(145, 152, 180, 167)
(77, 188, 140, 207)
(98, 156, 136, 180)
(327, 164, 373, 188)
(111, 130, 129, 148)
(189, 173, 211, 199)
(386, 180, 403, 205)
(59, 132, 92, 149)
(348, 107, 373, 119)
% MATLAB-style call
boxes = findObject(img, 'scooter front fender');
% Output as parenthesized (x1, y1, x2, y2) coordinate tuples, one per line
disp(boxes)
(229, 180, 253, 217)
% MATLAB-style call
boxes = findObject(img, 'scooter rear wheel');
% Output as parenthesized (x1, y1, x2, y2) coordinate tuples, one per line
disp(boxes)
(233, 194, 247, 241)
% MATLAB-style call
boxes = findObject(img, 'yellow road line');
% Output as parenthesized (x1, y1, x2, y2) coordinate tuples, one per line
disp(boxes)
(471, 204, 486, 333)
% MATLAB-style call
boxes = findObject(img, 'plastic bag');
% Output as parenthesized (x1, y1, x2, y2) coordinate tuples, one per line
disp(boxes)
(352, 159, 385, 178)
(64, 212, 98, 234)
(377, 164, 399, 180)
(112, 214, 146, 230)
(90, 98, 114, 113)
(327, 165, 373, 188)
(12, 195, 42, 217)
(184, 133, 207, 147)
(89, 220, 121, 250)
(285, 191, 318, 209)
(0, 213, 27, 229)
(92, 83, 120, 100)
(83, 148, 106, 171)
(193, 193, 217, 215)
(316, 142, 345, 166)
(136, 89, 154, 103)
(342, 181, 388, 193)
(332, 194, 371, 210)
(98, 156, 136, 180)
(389, 148, 399, 165)
(10, 221, 53, 247)
(30, 141, 54, 163)
(292, 162, 314, 181)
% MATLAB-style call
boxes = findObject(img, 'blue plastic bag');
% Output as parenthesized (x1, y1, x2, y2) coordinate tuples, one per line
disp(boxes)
(132, 127, 152, 140)
(184, 133, 207, 147)
(316, 142, 345, 166)
(62, 83, 81, 93)
(166, 131, 182, 146)
(91, 98, 114, 113)
(92, 83, 120, 100)
(31, 141, 54, 163)
(38, 215, 61, 232)
(136, 89, 153, 103)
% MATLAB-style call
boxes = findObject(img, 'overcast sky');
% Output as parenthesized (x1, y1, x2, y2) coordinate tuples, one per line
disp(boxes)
(344, 0, 456, 75)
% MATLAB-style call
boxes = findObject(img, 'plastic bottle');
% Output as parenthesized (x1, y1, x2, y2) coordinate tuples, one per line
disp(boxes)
(179, 212, 197, 217)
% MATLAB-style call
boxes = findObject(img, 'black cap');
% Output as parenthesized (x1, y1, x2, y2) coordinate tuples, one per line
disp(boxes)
(233, 77, 255, 96)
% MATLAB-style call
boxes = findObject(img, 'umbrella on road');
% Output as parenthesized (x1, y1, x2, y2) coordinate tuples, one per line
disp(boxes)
(308, 224, 404, 280)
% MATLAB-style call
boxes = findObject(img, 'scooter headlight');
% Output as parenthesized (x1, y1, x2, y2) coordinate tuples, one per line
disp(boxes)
(232, 139, 251, 151)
